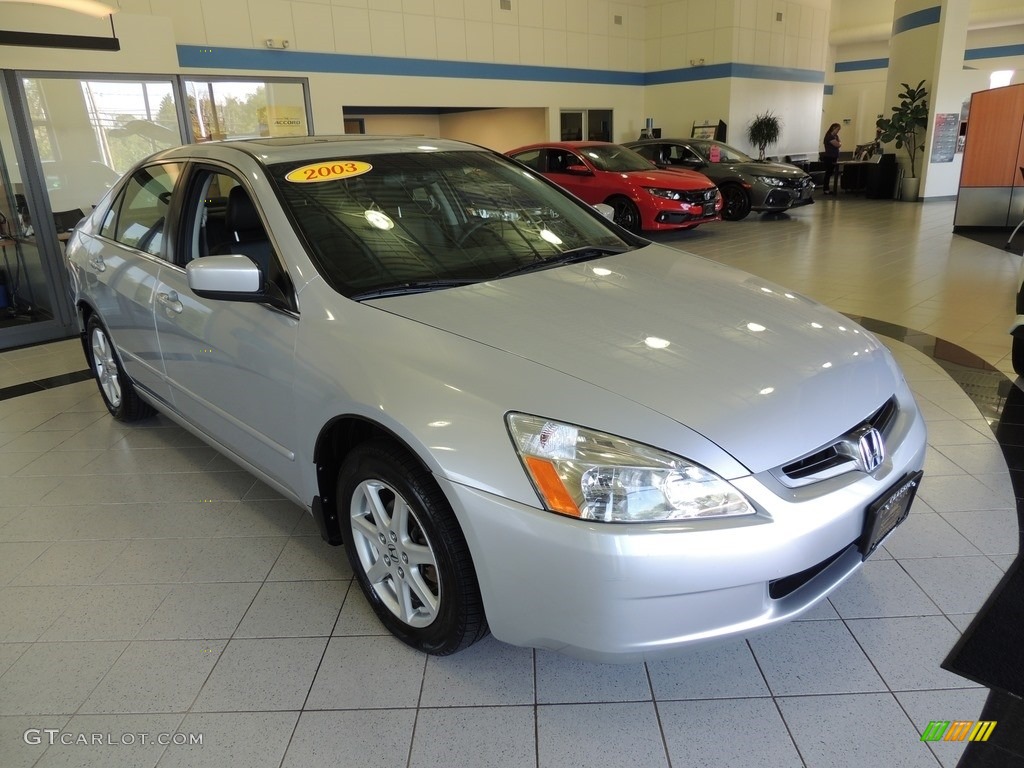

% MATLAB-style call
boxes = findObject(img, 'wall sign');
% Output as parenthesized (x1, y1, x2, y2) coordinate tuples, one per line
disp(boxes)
(931, 113, 959, 163)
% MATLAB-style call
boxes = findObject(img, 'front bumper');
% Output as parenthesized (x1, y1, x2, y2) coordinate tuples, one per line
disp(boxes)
(438, 396, 926, 663)
(755, 186, 815, 212)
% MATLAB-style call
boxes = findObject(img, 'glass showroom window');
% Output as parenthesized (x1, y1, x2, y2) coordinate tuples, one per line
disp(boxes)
(183, 79, 310, 142)
(21, 76, 181, 215)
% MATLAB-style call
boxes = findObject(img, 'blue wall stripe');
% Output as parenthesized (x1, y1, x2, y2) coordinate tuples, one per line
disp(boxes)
(835, 58, 889, 72)
(178, 46, 823, 87)
(965, 43, 1024, 61)
(646, 62, 823, 85)
(178, 46, 646, 85)
(824, 84, 834, 95)
(892, 6, 941, 36)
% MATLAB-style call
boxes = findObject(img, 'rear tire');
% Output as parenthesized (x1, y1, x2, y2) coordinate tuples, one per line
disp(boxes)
(339, 440, 488, 655)
(86, 314, 155, 422)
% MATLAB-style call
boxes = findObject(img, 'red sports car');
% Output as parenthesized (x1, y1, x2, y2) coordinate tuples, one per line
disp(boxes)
(505, 141, 722, 233)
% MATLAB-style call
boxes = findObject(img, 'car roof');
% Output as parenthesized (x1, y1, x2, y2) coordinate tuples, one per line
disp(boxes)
(153, 135, 487, 165)
(508, 141, 621, 153)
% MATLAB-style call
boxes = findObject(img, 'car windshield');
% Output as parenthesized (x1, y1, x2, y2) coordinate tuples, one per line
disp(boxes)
(695, 142, 754, 163)
(269, 150, 632, 298)
(578, 145, 656, 172)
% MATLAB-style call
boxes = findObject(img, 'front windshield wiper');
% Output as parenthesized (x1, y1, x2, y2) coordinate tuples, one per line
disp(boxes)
(351, 279, 480, 300)
(496, 245, 629, 279)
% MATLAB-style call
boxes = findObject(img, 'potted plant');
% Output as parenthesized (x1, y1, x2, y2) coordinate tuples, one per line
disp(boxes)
(747, 111, 781, 161)
(875, 80, 929, 201)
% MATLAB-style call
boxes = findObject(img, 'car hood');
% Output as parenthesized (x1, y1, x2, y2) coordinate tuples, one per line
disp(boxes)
(717, 161, 808, 179)
(618, 167, 714, 188)
(369, 244, 901, 474)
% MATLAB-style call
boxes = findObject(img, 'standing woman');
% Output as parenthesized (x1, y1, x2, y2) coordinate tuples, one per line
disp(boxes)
(822, 123, 842, 194)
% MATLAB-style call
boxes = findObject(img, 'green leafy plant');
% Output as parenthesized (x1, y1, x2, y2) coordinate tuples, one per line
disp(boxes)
(746, 111, 782, 161)
(875, 80, 929, 178)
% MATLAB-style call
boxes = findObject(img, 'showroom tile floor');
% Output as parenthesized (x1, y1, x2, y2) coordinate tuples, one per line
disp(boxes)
(0, 197, 1021, 767)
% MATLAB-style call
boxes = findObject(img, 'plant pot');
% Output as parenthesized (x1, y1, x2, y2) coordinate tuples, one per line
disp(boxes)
(900, 176, 920, 201)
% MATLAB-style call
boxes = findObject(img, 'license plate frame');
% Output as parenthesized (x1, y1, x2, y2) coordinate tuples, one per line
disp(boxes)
(859, 470, 923, 559)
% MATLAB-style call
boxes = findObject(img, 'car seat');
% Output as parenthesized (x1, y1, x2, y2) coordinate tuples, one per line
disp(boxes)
(215, 186, 273, 277)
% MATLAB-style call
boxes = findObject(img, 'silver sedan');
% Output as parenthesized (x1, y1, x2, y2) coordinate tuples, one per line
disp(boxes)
(65, 136, 926, 662)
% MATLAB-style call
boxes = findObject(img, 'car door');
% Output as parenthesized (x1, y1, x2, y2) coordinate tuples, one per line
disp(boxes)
(83, 162, 183, 405)
(153, 165, 302, 494)
(547, 148, 605, 204)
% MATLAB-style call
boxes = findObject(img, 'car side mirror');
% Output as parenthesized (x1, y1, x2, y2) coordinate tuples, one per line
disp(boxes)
(593, 203, 615, 221)
(565, 164, 593, 176)
(186, 254, 287, 309)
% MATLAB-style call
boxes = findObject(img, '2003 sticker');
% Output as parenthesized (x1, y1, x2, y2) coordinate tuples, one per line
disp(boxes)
(285, 160, 372, 183)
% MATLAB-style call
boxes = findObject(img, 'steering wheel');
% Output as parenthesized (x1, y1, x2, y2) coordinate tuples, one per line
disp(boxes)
(456, 217, 508, 246)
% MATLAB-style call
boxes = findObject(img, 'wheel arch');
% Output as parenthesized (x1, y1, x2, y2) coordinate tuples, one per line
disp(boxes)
(311, 415, 434, 545)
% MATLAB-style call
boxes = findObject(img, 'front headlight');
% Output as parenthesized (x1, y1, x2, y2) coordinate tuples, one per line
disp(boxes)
(506, 413, 755, 523)
(754, 176, 786, 187)
(645, 187, 683, 200)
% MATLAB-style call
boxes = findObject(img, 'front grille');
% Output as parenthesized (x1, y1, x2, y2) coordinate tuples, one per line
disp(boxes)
(680, 188, 716, 204)
(779, 396, 898, 483)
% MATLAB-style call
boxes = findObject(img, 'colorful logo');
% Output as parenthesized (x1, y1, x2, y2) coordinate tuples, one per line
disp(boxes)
(921, 721, 997, 742)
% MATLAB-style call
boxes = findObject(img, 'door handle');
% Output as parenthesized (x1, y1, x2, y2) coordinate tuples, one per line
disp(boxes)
(157, 291, 183, 314)
(88, 256, 105, 272)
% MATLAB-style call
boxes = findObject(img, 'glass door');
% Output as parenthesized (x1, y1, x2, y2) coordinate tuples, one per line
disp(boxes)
(0, 73, 72, 346)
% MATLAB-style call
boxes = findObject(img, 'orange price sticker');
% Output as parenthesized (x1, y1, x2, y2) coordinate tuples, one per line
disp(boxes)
(285, 160, 372, 183)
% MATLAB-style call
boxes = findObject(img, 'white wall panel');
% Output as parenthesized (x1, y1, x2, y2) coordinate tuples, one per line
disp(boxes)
(151, 0, 207, 44)
(201, 0, 252, 47)
(293, 3, 336, 52)
(689, 0, 716, 33)
(369, 0, 402, 12)
(518, 0, 544, 29)
(403, 0, 434, 16)
(588, 0, 610, 37)
(588, 35, 609, 69)
(713, 28, 732, 65)
(493, 23, 520, 63)
(465, 19, 493, 61)
(404, 14, 438, 58)
(609, 36, 628, 69)
(463, 0, 490, 23)
(566, 30, 588, 68)
(332, 6, 373, 54)
(249, 0, 297, 48)
(543, 0, 567, 31)
(543, 29, 569, 67)
(435, 18, 467, 60)
(519, 22, 545, 65)
(434, 0, 464, 19)
(368, 9, 405, 56)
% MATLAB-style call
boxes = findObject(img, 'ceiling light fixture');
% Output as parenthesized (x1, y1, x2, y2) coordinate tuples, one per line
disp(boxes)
(0, 0, 118, 18)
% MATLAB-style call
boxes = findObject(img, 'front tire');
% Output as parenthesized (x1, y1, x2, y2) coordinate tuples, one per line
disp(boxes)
(721, 184, 751, 221)
(339, 441, 487, 655)
(86, 314, 154, 422)
(608, 196, 642, 233)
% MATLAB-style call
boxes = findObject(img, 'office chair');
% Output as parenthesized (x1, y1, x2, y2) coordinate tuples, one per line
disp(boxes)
(1006, 167, 1024, 251)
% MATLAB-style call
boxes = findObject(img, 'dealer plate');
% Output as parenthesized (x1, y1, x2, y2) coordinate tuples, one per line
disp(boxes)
(859, 470, 923, 559)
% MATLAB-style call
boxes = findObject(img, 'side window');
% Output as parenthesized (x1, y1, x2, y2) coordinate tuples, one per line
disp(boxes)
(182, 167, 291, 300)
(511, 149, 543, 172)
(632, 145, 656, 162)
(549, 150, 581, 173)
(668, 145, 701, 164)
(110, 163, 181, 258)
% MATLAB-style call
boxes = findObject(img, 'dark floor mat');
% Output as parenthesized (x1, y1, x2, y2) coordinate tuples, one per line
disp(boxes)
(955, 226, 1024, 257)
